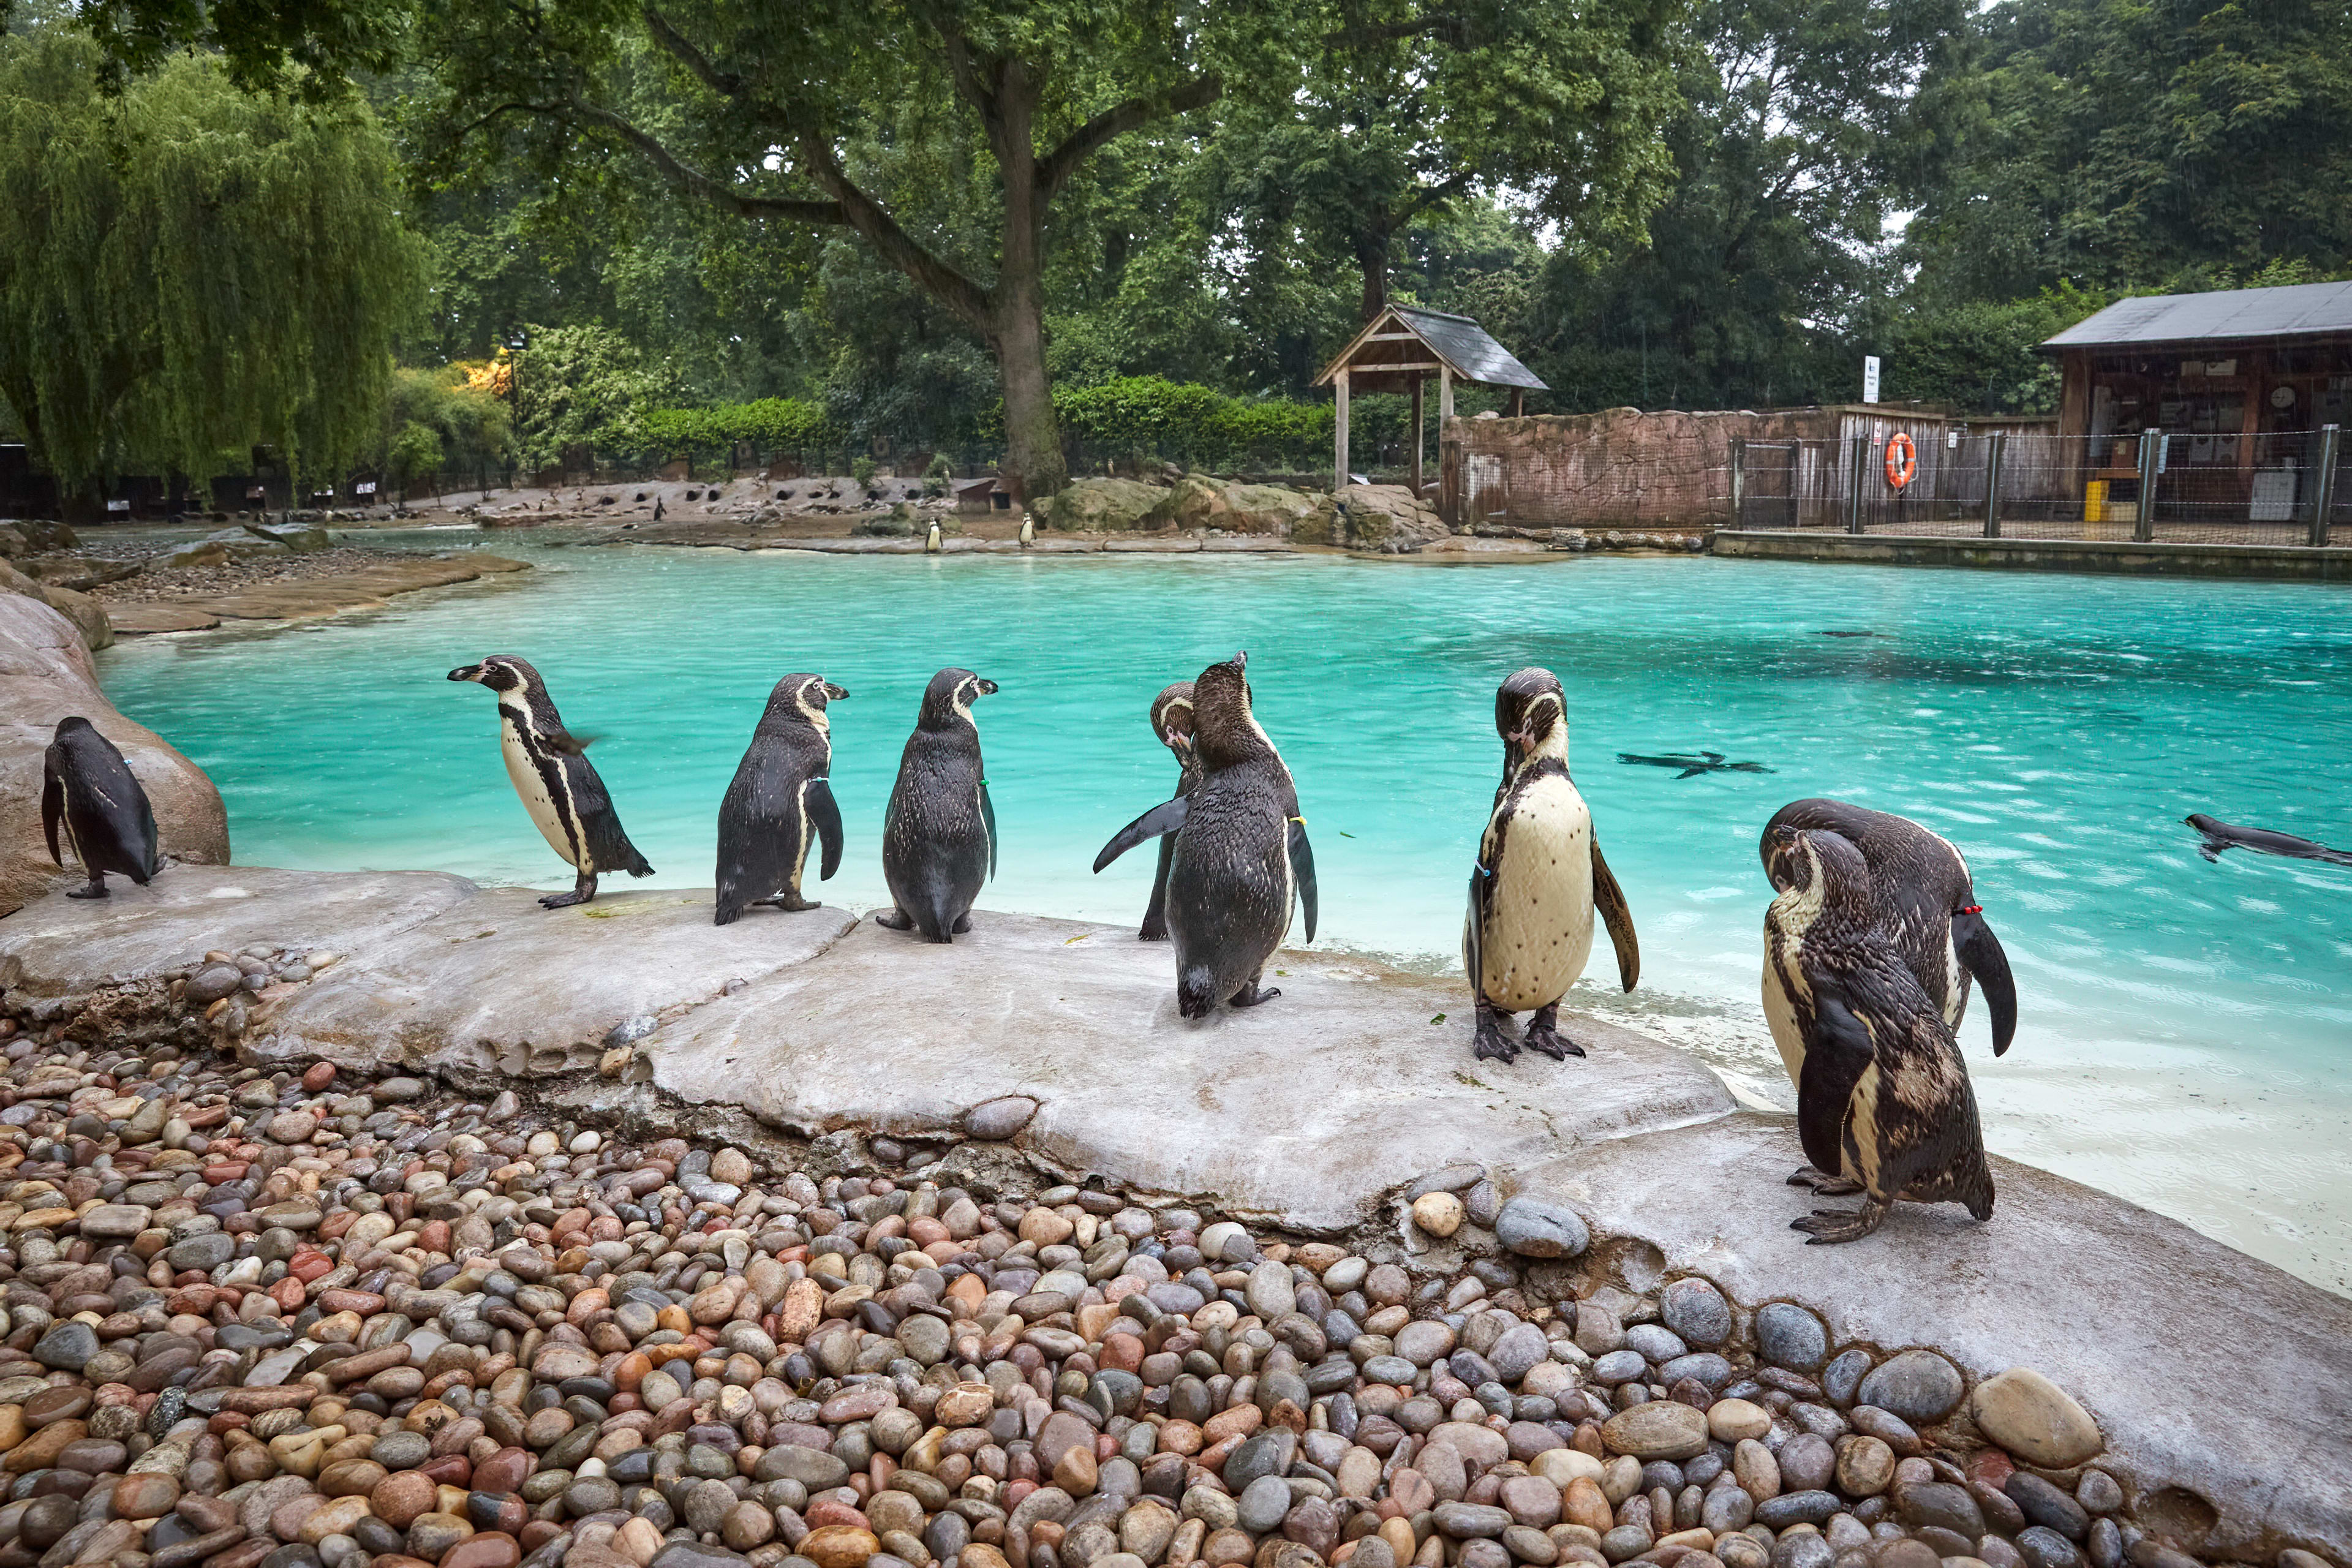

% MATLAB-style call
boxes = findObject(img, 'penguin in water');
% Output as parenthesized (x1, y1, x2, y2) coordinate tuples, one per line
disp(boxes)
(878, 668, 998, 940)
(1018, 511, 1036, 549)
(42, 717, 158, 899)
(714, 674, 848, 925)
(447, 655, 654, 908)
(1464, 669, 1638, 1062)
(1095, 652, 1316, 1017)
(1136, 681, 1200, 941)
(1762, 824, 1996, 1242)
(924, 519, 943, 554)
(1762, 798, 2016, 1058)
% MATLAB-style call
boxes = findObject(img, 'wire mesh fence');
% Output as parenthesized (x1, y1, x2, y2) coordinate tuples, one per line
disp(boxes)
(1728, 427, 2351, 545)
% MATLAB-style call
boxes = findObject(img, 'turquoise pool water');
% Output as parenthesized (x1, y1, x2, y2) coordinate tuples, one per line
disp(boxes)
(95, 534, 2352, 1291)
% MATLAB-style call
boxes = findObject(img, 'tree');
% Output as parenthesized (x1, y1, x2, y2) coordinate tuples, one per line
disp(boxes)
(0, 14, 422, 509)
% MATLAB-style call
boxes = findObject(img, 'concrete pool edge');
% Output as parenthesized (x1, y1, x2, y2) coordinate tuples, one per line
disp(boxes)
(1715, 530, 2352, 580)
(2, 865, 2347, 1558)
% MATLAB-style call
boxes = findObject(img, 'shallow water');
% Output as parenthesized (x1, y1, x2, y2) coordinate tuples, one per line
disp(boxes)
(94, 534, 2352, 1292)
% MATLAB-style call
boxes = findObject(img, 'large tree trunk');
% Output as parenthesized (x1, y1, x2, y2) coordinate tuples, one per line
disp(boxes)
(993, 298, 1067, 502)
(1356, 228, 1393, 323)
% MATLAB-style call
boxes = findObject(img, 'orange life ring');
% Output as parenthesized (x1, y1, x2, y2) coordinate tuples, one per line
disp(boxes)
(1883, 432, 1917, 489)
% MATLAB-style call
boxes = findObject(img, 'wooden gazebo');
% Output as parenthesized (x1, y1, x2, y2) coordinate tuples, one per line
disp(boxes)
(1313, 304, 1547, 494)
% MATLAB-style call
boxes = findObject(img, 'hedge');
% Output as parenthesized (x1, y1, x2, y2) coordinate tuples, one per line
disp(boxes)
(639, 398, 843, 464)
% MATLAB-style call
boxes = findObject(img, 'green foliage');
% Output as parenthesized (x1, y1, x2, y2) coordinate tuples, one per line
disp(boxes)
(850, 456, 878, 488)
(0, 15, 422, 494)
(508, 325, 682, 468)
(385, 421, 442, 485)
(376, 364, 510, 478)
(923, 452, 954, 496)
(640, 399, 842, 465)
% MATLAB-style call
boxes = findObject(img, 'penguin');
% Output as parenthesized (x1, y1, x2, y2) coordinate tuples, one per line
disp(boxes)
(1761, 824, 1996, 1242)
(877, 668, 998, 941)
(714, 674, 849, 925)
(1464, 668, 1638, 1062)
(1095, 652, 1316, 1017)
(1137, 681, 1201, 941)
(41, 717, 159, 899)
(1762, 798, 2016, 1057)
(447, 655, 654, 908)
(1019, 511, 1036, 548)
(925, 519, 943, 554)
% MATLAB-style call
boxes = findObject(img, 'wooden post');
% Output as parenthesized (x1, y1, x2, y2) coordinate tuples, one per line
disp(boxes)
(1846, 435, 1868, 534)
(1410, 376, 1425, 496)
(1439, 364, 1453, 426)
(1333, 367, 1351, 494)
(1727, 437, 1745, 529)
(1510, 388, 1524, 418)
(2311, 425, 2342, 547)
(2136, 428, 2161, 541)
(1984, 432, 2006, 539)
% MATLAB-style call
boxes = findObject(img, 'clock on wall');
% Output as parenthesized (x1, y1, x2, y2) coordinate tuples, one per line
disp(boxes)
(2270, 384, 2297, 409)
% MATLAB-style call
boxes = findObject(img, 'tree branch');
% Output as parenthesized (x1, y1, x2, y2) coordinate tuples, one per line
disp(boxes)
(797, 135, 997, 333)
(641, 6, 744, 98)
(1035, 72, 1223, 202)
(937, 29, 1003, 130)
(570, 97, 846, 224)
(1322, 14, 1468, 48)
(1390, 168, 1477, 228)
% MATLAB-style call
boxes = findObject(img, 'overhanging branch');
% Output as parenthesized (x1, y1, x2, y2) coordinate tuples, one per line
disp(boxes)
(1036, 72, 1223, 201)
(797, 135, 997, 333)
(571, 97, 845, 224)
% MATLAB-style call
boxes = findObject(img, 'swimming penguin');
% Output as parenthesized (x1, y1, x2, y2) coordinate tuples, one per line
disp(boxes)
(42, 717, 159, 899)
(1465, 669, 1638, 1062)
(2184, 812, 2352, 867)
(1762, 824, 1996, 1242)
(925, 519, 943, 554)
(447, 655, 654, 908)
(1762, 798, 2016, 1056)
(1019, 511, 1036, 548)
(878, 668, 998, 940)
(1137, 681, 1201, 941)
(714, 674, 848, 925)
(1095, 652, 1316, 1017)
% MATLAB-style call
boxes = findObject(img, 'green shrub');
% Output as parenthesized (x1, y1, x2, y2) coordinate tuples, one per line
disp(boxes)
(851, 455, 877, 487)
(923, 451, 954, 496)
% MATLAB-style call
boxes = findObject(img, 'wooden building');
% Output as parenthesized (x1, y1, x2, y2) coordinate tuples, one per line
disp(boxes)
(1313, 306, 1545, 496)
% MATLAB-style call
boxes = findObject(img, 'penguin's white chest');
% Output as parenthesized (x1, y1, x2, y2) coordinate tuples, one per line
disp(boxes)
(1761, 933, 1809, 1091)
(500, 721, 580, 868)
(1477, 775, 1595, 1011)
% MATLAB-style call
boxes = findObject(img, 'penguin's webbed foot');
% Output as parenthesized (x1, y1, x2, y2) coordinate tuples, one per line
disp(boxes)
(538, 889, 591, 909)
(1522, 1004, 1586, 1061)
(1138, 916, 1168, 941)
(1472, 1003, 1518, 1063)
(1791, 1199, 1887, 1244)
(67, 877, 108, 900)
(756, 894, 820, 912)
(1787, 1165, 1865, 1196)
(1229, 981, 1281, 1008)
(873, 908, 914, 930)
(952, 911, 972, 934)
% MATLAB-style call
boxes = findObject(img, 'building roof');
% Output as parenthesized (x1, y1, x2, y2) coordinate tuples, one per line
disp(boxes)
(1313, 304, 1547, 393)
(2041, 281, 2352, 352)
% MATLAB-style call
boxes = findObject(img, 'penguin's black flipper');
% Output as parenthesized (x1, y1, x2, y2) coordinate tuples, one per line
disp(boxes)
(1464, 863, 1490, 993)
(39, 749, 62, 868)
(1140, 834, 1175, 941)
(1093, 797, 1188, 872)
(1676, 766, 1709, 779)
(2196, 836, 2227, 862)
(1591, 834, 1640, 992)
(1287, 816, 1317, 944)
(807, 778, 843, 881)
(1796, 990, 1875, 1180)
(980, 778, 997, 880)
(1952, 908, 2016, 1055)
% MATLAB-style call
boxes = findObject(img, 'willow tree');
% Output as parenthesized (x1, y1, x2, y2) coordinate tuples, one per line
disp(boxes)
(0, 19, 421, 511)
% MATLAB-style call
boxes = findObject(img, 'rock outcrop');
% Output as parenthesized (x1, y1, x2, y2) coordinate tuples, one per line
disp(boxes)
(1144, 476, 1319, 535)
(0, 557, 110, 652)
(1295, 484, 1452, 552)
(0, 594, 227, 913)
(1036, 477, 1166, 532)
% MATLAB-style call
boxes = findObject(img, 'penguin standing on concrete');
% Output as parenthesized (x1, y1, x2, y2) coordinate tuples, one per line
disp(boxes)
(42, 717, 158, 899)
(714, 674, 848, 925)
(1763, 797, 2016, 1057)
(878, 668, 998, 940)
(1019, 511, 1036, 548)
(1762, 824, 1996, 1242)
(1096, 652, 1316, 1017)
(447, 655, 654, 908)
(924, 518, 943, 554)
(1137, 681, 1201, 941)
(1464, 668, 1638, 1062)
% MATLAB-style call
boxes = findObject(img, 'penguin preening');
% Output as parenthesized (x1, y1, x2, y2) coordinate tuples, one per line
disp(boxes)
(1095, 652, 1316, 1017)
(447, 655, 654, 908)
(878, 668, 998, 941)
(1464, 668, 1638, 1062)
(42, 717, 159, 899)
(1762, 824, 1996, 1243)
(1137, 681, 1200, 941)
(715, 674, 848, 925)
(1762, 797, 2016, 1056)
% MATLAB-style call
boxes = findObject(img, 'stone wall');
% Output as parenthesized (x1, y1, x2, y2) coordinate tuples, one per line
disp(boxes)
(1440, 407, 1845, 530)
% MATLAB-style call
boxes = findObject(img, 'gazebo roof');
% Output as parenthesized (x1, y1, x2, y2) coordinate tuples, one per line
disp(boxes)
(1313, 304, 1547, 395)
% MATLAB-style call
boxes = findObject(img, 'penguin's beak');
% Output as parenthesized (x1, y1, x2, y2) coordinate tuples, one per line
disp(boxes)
(823, 682, 850, 701)
(448, 665, 484, 684)
(976, 679, 1000, 696)
(1231, 650, 1248, 671)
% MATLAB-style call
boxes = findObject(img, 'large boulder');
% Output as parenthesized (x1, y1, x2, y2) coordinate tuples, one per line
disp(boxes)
(1144, 477, 1319, 536)
(0, 594, 227, 914)
(1295, 484, 1451, 553)
(1037, 478, 1165, 532)
(0, 521, 78, 557)
(0, 559, 110, 652)
(243, 519, 333, 553)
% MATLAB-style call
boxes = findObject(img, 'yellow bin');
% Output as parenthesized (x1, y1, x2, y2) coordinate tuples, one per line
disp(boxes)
(2084, 480, 2107, 522)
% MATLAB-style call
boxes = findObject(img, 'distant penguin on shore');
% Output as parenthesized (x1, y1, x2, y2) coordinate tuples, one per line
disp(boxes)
(925, 519, 943, 554)
(1096, 652, 1316, 1016)
(715, 674, 848, 925)
(878, 668, 998, 941)
(447, 655, 654, 908)
(1464, 668, 1638, 1062)
(1763, 798, 2016, 1055)
(1762, 824, 1995, 1242)
(1019, 511, 1036, 548)
(1137, 682, 1201, 941)
(42, 717, 158, 899)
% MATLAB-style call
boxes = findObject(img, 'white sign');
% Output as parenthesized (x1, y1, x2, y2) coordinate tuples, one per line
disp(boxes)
(355, 481, 377, 496)
(105, 499, 130, 513)
(1862, 356, 1880, 405)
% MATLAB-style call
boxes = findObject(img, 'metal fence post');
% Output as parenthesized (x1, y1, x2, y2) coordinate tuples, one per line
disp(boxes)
(2311, 425, 2342, 548)
(1846, 436, 1867, 535)
(2135, 429, 2160, 542)
(1983, 432, 2006, 538)
(1728, 437, 1746, 529)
